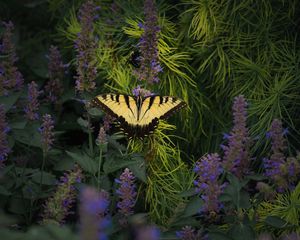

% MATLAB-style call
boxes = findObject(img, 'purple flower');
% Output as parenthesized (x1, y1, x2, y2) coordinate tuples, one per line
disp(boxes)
(24, 81, 42, 121)
(194, 153, 224, 214)
(74, 1, 99, 92)
(135, 225, 160, 240)
(0, 21, 23, 95)
(133, 0, 162, 84)
(0, 105, 10, 168)
(45, 45, 66, 103)
(132, 85, 153, 97)
(176, 226, 201, 240)
(41, 166, 82, 225)
(39, 114, 54, 153)
(263, 119, 299, 192)
(96, 127, 107, 145)
(103, 114, 114, 132)
(80, 187, 110, 240)
(115, 168, 137, 225)
(222, 95, 250, 178)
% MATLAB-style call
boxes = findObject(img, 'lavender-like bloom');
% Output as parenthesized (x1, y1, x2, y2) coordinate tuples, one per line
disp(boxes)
(74, 1, 99, 92)
(45, 45, 67, 103)
(194, 153, 224, 213)
(263, 119, 299, 192)
(96, 126, 107, 146)
(132, 85, 153, 97)
(41, 166, 82, 225)
(222, 95, 250, 178)
(134, 0, 162, 84)
(0, 21, 23, 95)
(176, 226, 201, 240)
(115, 168, 137, 225)
(103, 115, 114, 132)
(80, 187, 110, 240)
(0, 105, 10, 168)
(39, 114, 54, 153)
(136, 225, 160, 240)
(24, 81, 41, 121)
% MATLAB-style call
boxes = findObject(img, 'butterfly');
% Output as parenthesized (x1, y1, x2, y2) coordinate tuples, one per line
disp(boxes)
(91, 93, 186, 139)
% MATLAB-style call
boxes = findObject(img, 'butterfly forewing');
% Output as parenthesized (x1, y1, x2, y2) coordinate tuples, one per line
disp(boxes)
(139, 96, 186, 125)
(92, 94, 138, 125)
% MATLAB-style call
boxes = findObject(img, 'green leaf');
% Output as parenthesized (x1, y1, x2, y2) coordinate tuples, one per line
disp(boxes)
(53, 156, 76, 171)
(12, 123, 42, 148)
(0, 186, 11, 196)
(182, 196, 203, 218)
(88, 107, 104, 117)
(0, 92, 21, 113)
(179, 188, 197, 197)
(229, 224, 255, 240)
(245, 174, 267, 181)
(8, 197, 30, 214)
(10, 119, 28, 129)
(31, 172, 56, 185)
(239, 190, 251, 209)
(66, 150, 97, 174)
(265, 216, 288, 228)
(77, 117, 89, 128)
(103, 153, 146, 182)
(208, 232, 233, 240)
(170, 217, 199, 227)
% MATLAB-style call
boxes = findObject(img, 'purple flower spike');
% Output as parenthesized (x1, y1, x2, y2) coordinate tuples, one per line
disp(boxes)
(0, 21, 24, 95)
(41, 166, 82, 225)
(136, 225, 160, 240)
(263, 119, 300, 192)
(80, 187, 110, 240)
(176, 226, 201, 240)
(132, 85, 153, 97)
(74, 1, 99, 93)
(115, 168, 137, 225)
(222, 95, 250, 178)
(0, 105, 10, 168)
(45, 45, 66, 103)
(40, 114, 54, 153)
(133, 0, 161, 84)
(194, 153, 224, 214)
(24, 81, 42, 121)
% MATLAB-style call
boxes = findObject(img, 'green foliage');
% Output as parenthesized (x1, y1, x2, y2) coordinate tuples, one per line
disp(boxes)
(256, 182, 300, 236)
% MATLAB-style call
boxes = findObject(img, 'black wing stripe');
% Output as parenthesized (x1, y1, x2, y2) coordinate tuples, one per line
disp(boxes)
(116, 94, 120, 102)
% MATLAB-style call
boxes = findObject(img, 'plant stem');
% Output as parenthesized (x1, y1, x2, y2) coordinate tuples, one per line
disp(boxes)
(97, 146, 103, 191)
(87, 113, 94, 156)
(40, 151, 46, 192)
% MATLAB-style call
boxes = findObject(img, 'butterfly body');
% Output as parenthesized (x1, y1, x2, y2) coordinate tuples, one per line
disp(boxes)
(91, 94, 186, 139)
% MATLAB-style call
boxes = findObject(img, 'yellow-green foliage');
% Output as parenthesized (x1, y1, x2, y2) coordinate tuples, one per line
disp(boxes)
(256, 182, 300, 236)
(128, 121, 194, 225)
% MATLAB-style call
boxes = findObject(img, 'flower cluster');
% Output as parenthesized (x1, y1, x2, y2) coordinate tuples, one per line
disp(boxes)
(41, 166, 82, 225)
(45, 45, 67, 103)
(194, 153, 224, 213)
(176, 226, 201, 240)
(0, 21, 24, 95)
(221, 95, 250, 178)
(134, 0, 162, 84)
(135, 225, 160, 240)
(132, 85, 153, 97)
(116, 168, 137, 225)
(39, 114, 54, 153)
(96, 127, 107, 146)
(80, 187, 110, 240)
(24, 81, 41, 121)
(263, 119, 300, 192)
(74, 1, 99, 92)
(0, 105, 10, 168)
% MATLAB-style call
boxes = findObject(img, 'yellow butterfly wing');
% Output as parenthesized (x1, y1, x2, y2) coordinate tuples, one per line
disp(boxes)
(91, 94, 138, 125)
(138, 96, 187, 126)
